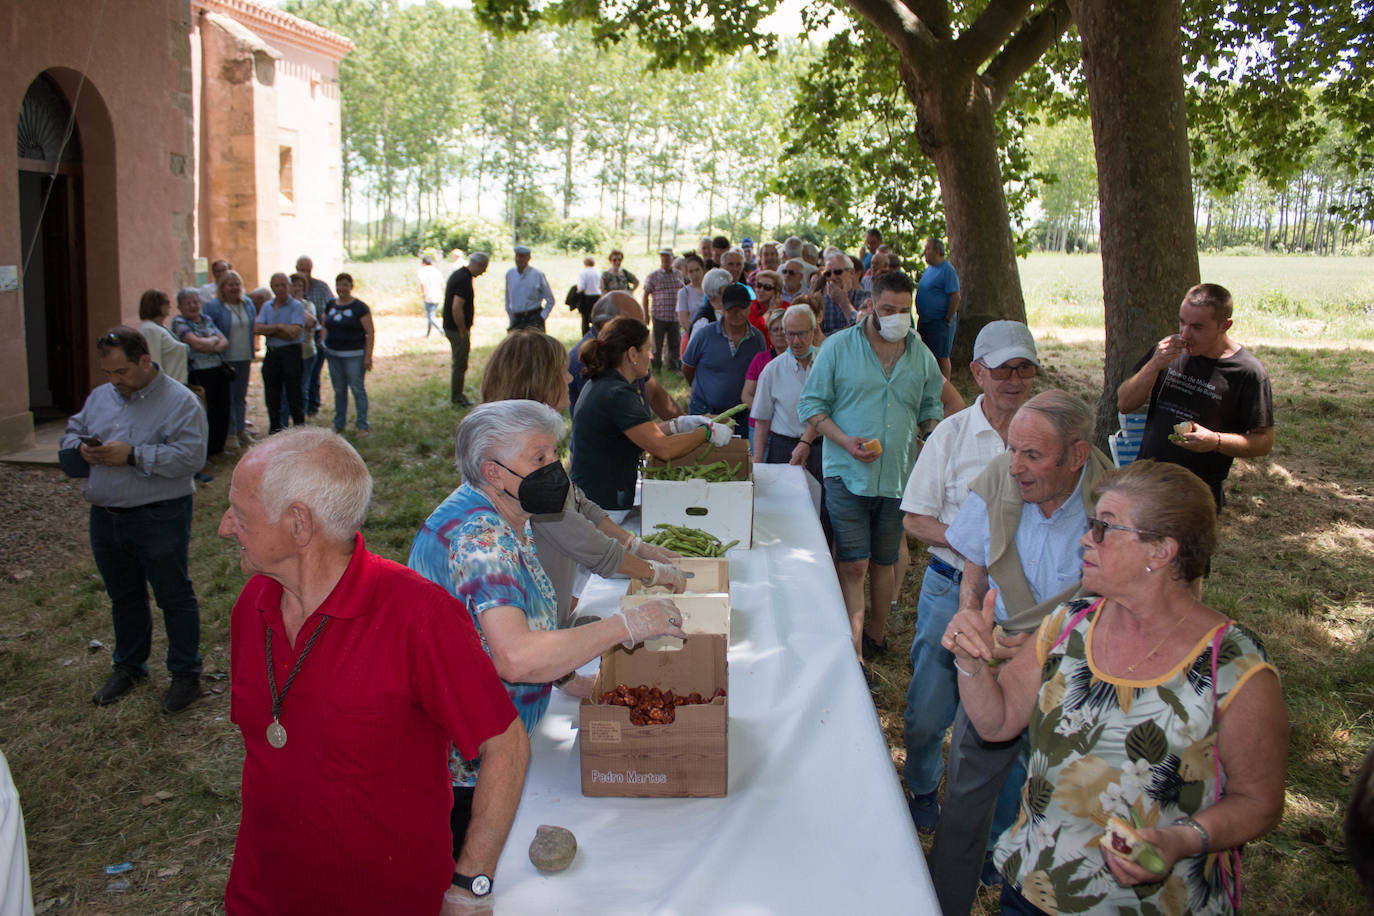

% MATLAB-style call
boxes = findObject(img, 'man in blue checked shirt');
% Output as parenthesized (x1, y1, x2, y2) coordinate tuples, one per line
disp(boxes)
(798, 270, 963, 664)
(60, 326, 207, 714)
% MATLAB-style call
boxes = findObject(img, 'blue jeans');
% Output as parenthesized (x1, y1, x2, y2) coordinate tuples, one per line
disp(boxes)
(306, 347, 326, 415)
(424, 301, 443, 336)
(89, 497, 201, 676)
(227, 359, 252, 433)
(326, 351, 369, 431)
(903, 563, 963, 795)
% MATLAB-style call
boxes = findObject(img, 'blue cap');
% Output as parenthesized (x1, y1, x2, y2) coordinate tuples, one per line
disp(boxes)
(513, 245, 531, 256)
(741, 237, 754, 248)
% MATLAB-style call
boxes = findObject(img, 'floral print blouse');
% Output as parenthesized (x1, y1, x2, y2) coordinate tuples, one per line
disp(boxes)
(408, 482, 557, 788)
(995, 597, 1277, 915)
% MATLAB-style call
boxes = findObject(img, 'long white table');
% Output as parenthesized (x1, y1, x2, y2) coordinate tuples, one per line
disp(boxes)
(493, 463, 940, 914)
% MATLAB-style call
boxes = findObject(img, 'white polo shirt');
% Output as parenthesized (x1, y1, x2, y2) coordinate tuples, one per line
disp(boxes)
(750, 348, 815, 438)
(898, 394, 1006, 569)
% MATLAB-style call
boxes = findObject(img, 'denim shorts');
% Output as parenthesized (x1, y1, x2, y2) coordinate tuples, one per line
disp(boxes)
(917, 314, 958, 358)
(824, 477, 903, 564)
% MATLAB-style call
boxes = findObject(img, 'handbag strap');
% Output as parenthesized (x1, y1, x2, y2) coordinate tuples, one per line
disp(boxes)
(1210, 622, 1243, 912)
(1048, 598, 1103, 653)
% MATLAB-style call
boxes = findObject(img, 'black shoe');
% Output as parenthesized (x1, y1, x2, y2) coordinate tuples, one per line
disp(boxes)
(979, 852, 1003, 888)
(861, 631, 889, 662)
(194, 471, 214, 484)
(161, 674, 201, 713)
(453, 395, 474, 408)
(92, 669, 142, 706)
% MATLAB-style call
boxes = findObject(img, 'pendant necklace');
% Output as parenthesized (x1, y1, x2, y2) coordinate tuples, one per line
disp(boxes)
(264, 615, 331, 748)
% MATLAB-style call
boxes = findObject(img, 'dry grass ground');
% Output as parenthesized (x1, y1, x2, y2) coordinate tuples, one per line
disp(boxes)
(2, 254, 1372, 913)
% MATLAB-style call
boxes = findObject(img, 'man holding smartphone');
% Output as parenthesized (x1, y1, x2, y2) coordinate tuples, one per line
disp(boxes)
(60, 326, 207, 713)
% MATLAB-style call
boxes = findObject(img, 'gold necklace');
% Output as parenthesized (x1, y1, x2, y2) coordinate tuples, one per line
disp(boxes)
(1122, 606, 1191, 675)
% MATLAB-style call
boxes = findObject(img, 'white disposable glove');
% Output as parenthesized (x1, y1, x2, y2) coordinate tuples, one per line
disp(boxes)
(627, 535, 682, 563)
(708, 423, 733, 447)
(668, 415, 712, 435)
(647, 560, 688, 593)
(614, 598, 689, 649)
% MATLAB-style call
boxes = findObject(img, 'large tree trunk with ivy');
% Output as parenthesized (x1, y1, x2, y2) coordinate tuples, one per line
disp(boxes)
(1069, 0, 1199, 443)
(849, 0, 1073, 368)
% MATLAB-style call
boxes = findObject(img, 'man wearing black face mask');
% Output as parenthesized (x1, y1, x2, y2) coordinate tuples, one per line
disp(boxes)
(409, 401, 690, 866)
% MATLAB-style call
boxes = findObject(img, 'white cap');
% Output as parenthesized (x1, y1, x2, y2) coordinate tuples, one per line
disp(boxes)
(973, 321, 1038, 367)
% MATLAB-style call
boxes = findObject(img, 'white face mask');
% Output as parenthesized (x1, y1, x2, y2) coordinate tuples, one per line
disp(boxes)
(875, 311, 911, 342)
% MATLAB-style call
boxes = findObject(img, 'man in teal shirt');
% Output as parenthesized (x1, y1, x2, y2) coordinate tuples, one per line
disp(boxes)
(798, 270, 962, 662)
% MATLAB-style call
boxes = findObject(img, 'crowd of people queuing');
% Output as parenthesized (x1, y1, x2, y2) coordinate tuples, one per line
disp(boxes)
(19, 226, 1320, 916)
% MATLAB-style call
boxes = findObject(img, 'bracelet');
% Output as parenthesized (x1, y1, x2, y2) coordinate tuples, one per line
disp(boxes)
(952, 658, 980, 678)
(1172, 815, 1210, 857)
(1214, 432, 1223, 453)
(799, 439, 812, 449)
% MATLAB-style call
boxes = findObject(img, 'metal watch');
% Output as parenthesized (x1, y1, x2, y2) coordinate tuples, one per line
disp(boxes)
(451, 873, 493, 897)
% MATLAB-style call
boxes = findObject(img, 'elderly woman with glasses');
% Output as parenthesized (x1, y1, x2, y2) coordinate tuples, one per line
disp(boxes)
(779, 258, 813, 305)
(409, 400, 687, 860)
(203, 270, 257, 449)
(942, 459, 1287, 915)
(747, 269, 783, 348)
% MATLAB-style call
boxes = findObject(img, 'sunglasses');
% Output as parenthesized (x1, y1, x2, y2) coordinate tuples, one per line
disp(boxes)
(782, 269, 798, 276)
(984, 362, 1038, 380)
(825, 269, 847, 277)
(756, 283, 778, 292)
(1086, 517, 1162, 543)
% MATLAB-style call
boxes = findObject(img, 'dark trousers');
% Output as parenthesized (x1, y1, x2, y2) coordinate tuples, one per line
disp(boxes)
(262, 347, 304, 433)
(508, 309, 545, 332)
(764, 432, 833, 549)
(651, 318, 681, 369)
(90, 497, 201, 677)
(450, 786, 476, 859)
(188, 366, 230, 456)
(928, 706, 1030, 915)
(305, 347, 326, 415)
(446, 329, 471, 403)
(577, 294, 598, 336)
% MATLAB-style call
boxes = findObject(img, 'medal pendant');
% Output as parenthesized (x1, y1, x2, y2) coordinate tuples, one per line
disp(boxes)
(266, 720, 288, 748)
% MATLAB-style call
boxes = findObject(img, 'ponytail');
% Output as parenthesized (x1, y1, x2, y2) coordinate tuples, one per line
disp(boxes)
(580, 316, 649, 380)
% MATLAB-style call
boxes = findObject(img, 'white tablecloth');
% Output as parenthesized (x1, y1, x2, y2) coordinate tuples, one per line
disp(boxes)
(493, 463, 939, 914)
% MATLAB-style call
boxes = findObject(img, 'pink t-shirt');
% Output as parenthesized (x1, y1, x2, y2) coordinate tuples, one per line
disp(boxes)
(745, 350, 777, 428)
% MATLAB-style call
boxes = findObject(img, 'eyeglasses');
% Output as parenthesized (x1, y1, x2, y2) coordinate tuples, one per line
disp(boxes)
(1087, 517, 1162, 543)
(782, 269, 798, 276)
(984, 361, 1037, 380)
(782, 330, 812, 340)
(100, 331, 123, 345)
(825, 269, 846, 278)
(756, 284, 778, 292)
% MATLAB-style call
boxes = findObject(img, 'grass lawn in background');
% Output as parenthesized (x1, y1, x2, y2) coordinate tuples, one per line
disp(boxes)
(1, 252, 1371, 913)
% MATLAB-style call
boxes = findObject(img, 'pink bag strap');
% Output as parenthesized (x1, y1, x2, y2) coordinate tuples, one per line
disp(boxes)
(1211, 622, 1243, 912)
(1048, 598, 1103, 654)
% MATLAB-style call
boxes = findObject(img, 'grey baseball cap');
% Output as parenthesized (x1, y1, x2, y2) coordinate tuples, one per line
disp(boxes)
(973, 321, 1039, 367)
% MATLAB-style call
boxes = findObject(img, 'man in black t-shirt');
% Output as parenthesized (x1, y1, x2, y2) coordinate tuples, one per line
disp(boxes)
(1118, 282, 1274, 509)
(443, 252, 489, 407)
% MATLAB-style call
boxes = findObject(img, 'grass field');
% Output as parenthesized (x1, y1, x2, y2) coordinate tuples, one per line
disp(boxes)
(1, 252, 1372, 913)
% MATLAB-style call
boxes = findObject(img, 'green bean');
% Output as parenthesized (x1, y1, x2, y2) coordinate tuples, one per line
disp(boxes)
(712, 403, 748, 425)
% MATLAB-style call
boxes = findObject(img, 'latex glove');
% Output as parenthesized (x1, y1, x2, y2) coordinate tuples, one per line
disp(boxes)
(647, 561, 688, 593)
(627, 535, 682, 563)
(615, 598, 689, 649)
(668, 415, 712, 435)
(708, 423, 733, 447)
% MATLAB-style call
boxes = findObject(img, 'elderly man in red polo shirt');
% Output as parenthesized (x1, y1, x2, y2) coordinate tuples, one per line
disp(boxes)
(219, 428, 528, 915)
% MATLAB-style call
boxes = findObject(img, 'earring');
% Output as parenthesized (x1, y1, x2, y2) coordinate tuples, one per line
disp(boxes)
(1145, 566, 1153, 573)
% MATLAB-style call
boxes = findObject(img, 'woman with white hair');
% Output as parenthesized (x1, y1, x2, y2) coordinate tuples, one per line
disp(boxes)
(408, 400, 688, 859)
(779, 259, 813, 305)
(689, 267, 735, 338)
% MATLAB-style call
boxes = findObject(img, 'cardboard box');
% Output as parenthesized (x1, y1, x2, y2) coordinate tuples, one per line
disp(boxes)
(580, 593, 729, 797)
(624, 557, 729, 596)
(641, 439, 754, 550)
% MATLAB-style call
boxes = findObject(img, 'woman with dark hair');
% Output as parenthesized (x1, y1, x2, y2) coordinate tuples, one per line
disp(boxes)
(570, 317, 731, 513)
(944, 459, 1287, 915)
(321, 273, 374, 437)
(137, 289, 189, 385)
(600, 250, 638, 293)
(480, 331, 686, 627)
(171, 288, 230, 455)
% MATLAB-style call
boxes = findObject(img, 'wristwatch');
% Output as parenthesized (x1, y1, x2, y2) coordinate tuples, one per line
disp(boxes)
(126, 450, 137, 467)
(451, 873, 492, 897)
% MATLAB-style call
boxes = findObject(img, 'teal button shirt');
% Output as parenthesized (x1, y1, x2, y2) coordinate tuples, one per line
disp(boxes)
(796, 322, 944, 499)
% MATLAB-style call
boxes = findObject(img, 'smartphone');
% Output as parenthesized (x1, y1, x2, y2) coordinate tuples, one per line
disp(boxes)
(79, 435, 103, 447)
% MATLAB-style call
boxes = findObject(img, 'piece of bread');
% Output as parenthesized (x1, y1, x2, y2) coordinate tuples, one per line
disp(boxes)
(1100, 816, 1167, 873)
(1173, 421, 1194, 436)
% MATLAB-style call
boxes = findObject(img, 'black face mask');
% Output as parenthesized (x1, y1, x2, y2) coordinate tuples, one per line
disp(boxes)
(493, 459, 570, 516)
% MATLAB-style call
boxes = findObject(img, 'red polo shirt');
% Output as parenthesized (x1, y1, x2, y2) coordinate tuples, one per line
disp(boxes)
(225, 534, 517, 916)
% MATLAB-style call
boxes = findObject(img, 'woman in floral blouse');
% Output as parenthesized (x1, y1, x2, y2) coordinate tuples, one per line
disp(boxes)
(407, 400, 686, 860)
(943, 459, 1287, 915)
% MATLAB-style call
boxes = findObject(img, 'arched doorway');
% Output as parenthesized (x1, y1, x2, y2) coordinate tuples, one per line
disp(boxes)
(17, 72, 87, 418)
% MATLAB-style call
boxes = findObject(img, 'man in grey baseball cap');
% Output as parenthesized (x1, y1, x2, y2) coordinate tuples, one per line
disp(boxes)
(504, 245, 556, 332)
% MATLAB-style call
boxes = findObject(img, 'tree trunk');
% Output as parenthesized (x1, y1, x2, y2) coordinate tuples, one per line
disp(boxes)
(1069, 0, 1200, 444)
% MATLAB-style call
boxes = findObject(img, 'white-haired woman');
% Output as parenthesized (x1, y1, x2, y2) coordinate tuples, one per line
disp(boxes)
(203, 269, 256, 448)
(779, 258, 813, 305)
(689, 267, 735, 338)
(408, 400, 688, 860)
